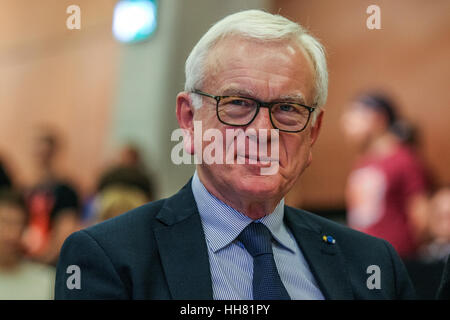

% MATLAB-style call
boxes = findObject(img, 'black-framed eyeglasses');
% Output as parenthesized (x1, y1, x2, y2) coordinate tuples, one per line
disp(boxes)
(192, 89, 316, 133)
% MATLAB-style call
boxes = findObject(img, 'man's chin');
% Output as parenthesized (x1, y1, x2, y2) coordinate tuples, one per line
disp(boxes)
(231, 173, 282, 199)
(232, 160, 280, 176)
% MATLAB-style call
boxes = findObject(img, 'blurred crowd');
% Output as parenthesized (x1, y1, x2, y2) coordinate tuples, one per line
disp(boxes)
(341, 91, 450, 299)
(0, 91, 448, 300)
(0, 128, 155, 299)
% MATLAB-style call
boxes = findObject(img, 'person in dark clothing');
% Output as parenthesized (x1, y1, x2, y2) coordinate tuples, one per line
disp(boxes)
(23, 129, 80, 266)
(437, 255, 450, 299)
(406, 186, 450, 299)
(97, 166, 154, 201)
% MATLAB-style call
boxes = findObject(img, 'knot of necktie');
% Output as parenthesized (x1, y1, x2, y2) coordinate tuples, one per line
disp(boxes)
(238, 222, 273, 257)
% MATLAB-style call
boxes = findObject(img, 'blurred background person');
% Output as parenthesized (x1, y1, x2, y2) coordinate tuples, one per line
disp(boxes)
(80, 143, 155, 225)
(404, 186, 450, 299)
(94, 185, 149, 223)
(419, 186, 450, 261)
(23, 128, 81, 266)
(341, 92, 431, 259)
(0, 189, 55, 299)
(390, 119, 420, 149)
(117, 143, 147, 171)
(97, 143, 155, 200)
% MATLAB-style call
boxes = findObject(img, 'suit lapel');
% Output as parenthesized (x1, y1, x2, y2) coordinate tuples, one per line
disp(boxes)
(152, 180, 354, 300)
(284, 208, 354, 300)
(153, 181, 213, 300)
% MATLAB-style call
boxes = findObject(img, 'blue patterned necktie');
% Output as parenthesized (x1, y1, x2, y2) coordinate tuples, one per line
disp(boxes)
(238, 222, 291, 300)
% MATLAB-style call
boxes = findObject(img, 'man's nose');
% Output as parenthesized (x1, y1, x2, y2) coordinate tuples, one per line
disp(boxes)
(247, 107, 273, 131)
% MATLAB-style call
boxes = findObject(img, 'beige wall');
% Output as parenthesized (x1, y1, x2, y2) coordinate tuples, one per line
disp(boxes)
(0, 0, 119, 194)
(273, 0, 450, 208)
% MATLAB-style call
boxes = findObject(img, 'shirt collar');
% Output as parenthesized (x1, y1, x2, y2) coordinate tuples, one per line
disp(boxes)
(191, 171, 296, 254)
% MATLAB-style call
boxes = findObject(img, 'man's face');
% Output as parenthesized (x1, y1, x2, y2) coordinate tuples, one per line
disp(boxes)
(187, 36, 321, 203)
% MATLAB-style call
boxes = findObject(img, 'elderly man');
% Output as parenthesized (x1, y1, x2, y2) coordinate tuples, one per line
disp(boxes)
(55, 10, 415, 300)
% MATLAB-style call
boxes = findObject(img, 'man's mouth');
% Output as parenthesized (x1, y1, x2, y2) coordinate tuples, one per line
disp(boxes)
(236, 153, 279, 164)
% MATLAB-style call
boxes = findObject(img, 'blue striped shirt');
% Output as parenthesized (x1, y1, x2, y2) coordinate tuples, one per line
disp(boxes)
(191, 171, 325, 300)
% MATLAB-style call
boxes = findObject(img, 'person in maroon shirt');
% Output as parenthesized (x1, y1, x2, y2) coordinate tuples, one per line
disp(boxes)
(341, 92, 430, 258)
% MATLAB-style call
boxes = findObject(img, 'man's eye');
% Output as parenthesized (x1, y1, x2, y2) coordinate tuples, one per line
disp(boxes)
(230, 99, 252, 107)
(278, 104, 295, 112)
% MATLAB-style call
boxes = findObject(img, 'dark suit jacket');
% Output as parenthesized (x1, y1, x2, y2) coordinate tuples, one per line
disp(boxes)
(437, 255, 450, 300)
(55, 179, 416, 299)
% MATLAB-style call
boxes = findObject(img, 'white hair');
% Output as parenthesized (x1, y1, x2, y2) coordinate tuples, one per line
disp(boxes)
(184, 9, 328, 120)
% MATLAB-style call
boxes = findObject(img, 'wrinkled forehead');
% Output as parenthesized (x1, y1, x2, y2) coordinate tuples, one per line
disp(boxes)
(202, 35, 315, 99)
(208, 35, 311, 68)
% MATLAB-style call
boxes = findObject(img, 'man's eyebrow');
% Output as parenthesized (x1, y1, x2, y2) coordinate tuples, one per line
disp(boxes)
(221, 88, 307, 104)
(277, 93, 307, 105)
(221, 87, 257, 97)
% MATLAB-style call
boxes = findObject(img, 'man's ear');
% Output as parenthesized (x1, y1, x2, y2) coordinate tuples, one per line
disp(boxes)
(176, 92, 195, 155)
(310, 109, 324, 147)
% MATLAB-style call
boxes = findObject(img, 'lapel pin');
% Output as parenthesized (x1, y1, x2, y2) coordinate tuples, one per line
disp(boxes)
(322, 235, 336, 244)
